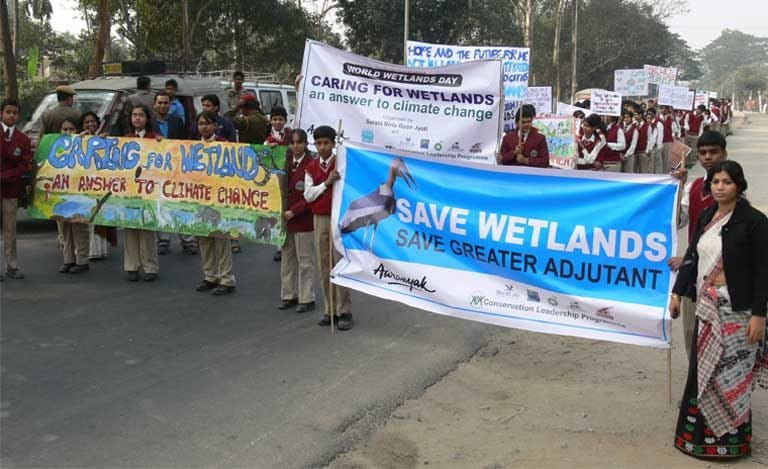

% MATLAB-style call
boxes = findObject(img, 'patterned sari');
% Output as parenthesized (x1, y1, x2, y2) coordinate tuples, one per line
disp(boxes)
(675, 211, 768, 458)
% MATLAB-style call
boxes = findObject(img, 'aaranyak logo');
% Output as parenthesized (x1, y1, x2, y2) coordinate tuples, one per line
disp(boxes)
(373, 263, 435, 293)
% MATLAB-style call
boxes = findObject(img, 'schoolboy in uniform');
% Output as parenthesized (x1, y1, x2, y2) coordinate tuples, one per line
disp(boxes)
(601, 115, 626, 172)
(658, 105, 677, 173)
(620, 112, 639, 173)
(498, 104, 549, 167)
(304, 126, 353, 331)
(683, 105, 706, 168)
(0, 98, 32, 279)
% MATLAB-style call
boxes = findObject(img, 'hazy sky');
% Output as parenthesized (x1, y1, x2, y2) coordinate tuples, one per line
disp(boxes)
(49, 0, 767, 52)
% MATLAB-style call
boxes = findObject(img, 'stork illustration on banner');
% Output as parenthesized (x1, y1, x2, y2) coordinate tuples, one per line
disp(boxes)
(339, 157, 416, 251)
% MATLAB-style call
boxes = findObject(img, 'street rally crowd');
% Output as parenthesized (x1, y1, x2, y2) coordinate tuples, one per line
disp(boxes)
(1, 69, 767, 460)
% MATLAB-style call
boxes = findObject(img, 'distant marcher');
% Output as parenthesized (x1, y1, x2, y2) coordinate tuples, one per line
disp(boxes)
(620, 112, 639, 173)
(575, 114, 606, 170)
(684, 105, 707, 168)
(670, 160, 767, 460)
(0, 98, 33, 279)
(164, 79, 186, 124)
(599, 115, 626, 172)
(40, 85, 81, 138)
(227, 70, 256, 111)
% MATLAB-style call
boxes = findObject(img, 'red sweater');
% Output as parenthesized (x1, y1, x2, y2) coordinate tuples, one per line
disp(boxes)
(305, 156, 336, 215)
(599, 124, 622, 163)
(0, 128, 33, 199)
(687, 177, 715, 242)
(635, 122, 650, 152)
(687, 113, 704, 135)
(265, 127, 291, 146)
(283, 151, 314, 232)
(661, 115, 674, 143)
(499, 127, 550, 167)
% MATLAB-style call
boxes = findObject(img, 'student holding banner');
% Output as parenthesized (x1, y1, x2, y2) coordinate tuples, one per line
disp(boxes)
(194, 111, 236, 296)
(498, 105, 550, 168)
(670, 160, 767, 460)
(304, 126, 353, 331)
(57, 118, 91, 274)
(575, 114, 606, 170)
(123, 105, 160, 282)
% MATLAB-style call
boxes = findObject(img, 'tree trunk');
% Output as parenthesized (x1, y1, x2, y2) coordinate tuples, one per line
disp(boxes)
(570, 0, 578, 104)
(552, 0, 564, 103)
(88, 0, 110, 78)
(0, 0, 18, 99)
(524, 0, 534, 83)
(11, 0, 16, 57)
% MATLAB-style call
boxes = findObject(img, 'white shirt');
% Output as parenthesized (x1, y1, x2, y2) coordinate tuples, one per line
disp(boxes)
(654, 120, 664, 149)
(623, 124, 639, 157)
(576, 132, 606, 165)
(2, 122, 15, 140)
(304, 154, 336, 203)
(135, 129, 147, 138)
(605, 123, 626, 152)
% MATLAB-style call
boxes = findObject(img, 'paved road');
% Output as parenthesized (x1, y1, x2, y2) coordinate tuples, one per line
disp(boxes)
(1, 225, 497, 468)
(2, 114, 766, 468)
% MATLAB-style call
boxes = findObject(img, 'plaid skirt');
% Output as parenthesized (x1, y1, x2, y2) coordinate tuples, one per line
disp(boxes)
(674, 319, 752, 459)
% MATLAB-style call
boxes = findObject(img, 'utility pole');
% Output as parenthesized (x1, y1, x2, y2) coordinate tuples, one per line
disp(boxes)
(570, 0, 578, 104)
(403, 0, 410, 65)
(0, 0, 18, 99)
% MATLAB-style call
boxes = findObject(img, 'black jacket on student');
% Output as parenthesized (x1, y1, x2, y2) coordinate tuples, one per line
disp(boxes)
(673, 198, 768, 316)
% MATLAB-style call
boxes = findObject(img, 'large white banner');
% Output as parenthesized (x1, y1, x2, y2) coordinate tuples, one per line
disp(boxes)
(406, 40, 530, 132)
(614, 69, 649, 96)
(296, 40, 504, 165)
(658, 84, 693, 110)
(332, 142, 679, 348)
(524, 86, 553, 114)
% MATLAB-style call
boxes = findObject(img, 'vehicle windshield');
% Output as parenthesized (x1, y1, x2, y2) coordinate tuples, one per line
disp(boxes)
(24, 90, 116, 133)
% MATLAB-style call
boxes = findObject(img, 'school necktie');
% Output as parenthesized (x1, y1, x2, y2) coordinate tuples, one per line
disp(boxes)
(4, 128, 9, 141)
(320, 160, 328, 171)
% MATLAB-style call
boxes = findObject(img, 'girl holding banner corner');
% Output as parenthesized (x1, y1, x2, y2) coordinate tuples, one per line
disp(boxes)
(670, 160, 768, 459)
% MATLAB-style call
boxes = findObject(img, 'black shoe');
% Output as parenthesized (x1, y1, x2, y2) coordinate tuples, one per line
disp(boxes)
(59, 263, 75, 273)
(182, 245, 198, 255)
(278, 298, 298, 310)
(296, 301, 315, 313)
(127, 271, 139, 282)
(273, 250, 282, 262)
(5, 268, 25, 279)
(318, 316, 332, 326)
(144, 273, 158, 282)
(337, 313, 354, 331)
(69, 264, 90, 274)
(211, 285, 235, 295)
(158, 245, 169, 255)
(196, 280, 217, 292)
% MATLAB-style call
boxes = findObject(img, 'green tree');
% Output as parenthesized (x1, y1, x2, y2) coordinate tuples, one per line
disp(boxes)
(700, 29, 768, 88)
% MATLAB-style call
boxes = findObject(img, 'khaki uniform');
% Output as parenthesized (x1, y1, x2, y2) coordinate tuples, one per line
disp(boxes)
(281, 231, 315, 304)
(661, 142, 673, 173)
(2, 198, 19, 270)
(314, 214, 351, 317)
(60, 221, 90, 265)
(123, 229, 158, 273)
(198, 237, 235, 286)
(637, 151, 653, 173)
(41, 105, 82, 136)
(232, 112, 270, 144)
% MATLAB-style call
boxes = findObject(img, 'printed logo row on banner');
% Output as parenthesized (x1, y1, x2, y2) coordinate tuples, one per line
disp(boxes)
(331, 142, 679, 348)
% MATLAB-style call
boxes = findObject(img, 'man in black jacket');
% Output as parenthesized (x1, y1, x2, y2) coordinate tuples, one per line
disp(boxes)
(153, 92, 197, 255)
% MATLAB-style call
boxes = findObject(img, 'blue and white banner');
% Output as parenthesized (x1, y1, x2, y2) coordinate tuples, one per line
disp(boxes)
(406, 40, 529, 132)
(331, 142, 679, 348)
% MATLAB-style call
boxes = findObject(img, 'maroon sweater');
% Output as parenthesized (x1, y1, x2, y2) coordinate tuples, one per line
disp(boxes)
(305, 156, 336, 215)
(0, 128, 33, 199)
(282, 151, 314, 232)
(500, 127, 550, 167)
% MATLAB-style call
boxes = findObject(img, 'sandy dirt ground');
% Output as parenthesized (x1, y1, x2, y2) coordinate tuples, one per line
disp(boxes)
(328, 114, 768, 469)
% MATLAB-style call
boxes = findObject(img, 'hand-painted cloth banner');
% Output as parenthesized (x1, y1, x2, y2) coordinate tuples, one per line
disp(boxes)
(297, 40, 504, 165)
(643, 65, 677, 85)
(28, 134, 286, 245)
(614, 69, 649, 96)
(331, 142, 679, 348)
(523, 86, 553, 115)
(658, 84, 693, 110)
(534, 117, 577, 169)
(406, 40, 529, 132)
(590, 89, 622, 116)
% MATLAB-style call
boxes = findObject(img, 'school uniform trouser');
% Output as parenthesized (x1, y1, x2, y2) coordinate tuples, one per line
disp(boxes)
(681, 296, 696, 359)
(651, 148, 664, 174)
(661, 142, 673, 173)
(61, 220, 90, 265)
(637, 151, 653, 174)
(602, 162, 621, 172)
(281, 230, 315, 304)
(157, 232, 198, 248)
(620, 154, 636, 173)
(684, 134, 699, 167)
(1, 198, 19, 270)
(124, 229, 158, 273)
(314, 214, 351, 317)
(197, 236, 235, 286)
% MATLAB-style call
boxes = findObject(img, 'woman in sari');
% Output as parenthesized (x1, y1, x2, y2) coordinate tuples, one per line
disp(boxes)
(670, 160, 768, 459)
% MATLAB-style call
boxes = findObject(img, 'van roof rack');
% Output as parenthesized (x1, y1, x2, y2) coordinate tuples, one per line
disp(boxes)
(198, 70, 279, 83)
(101, 62, 278, 83)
